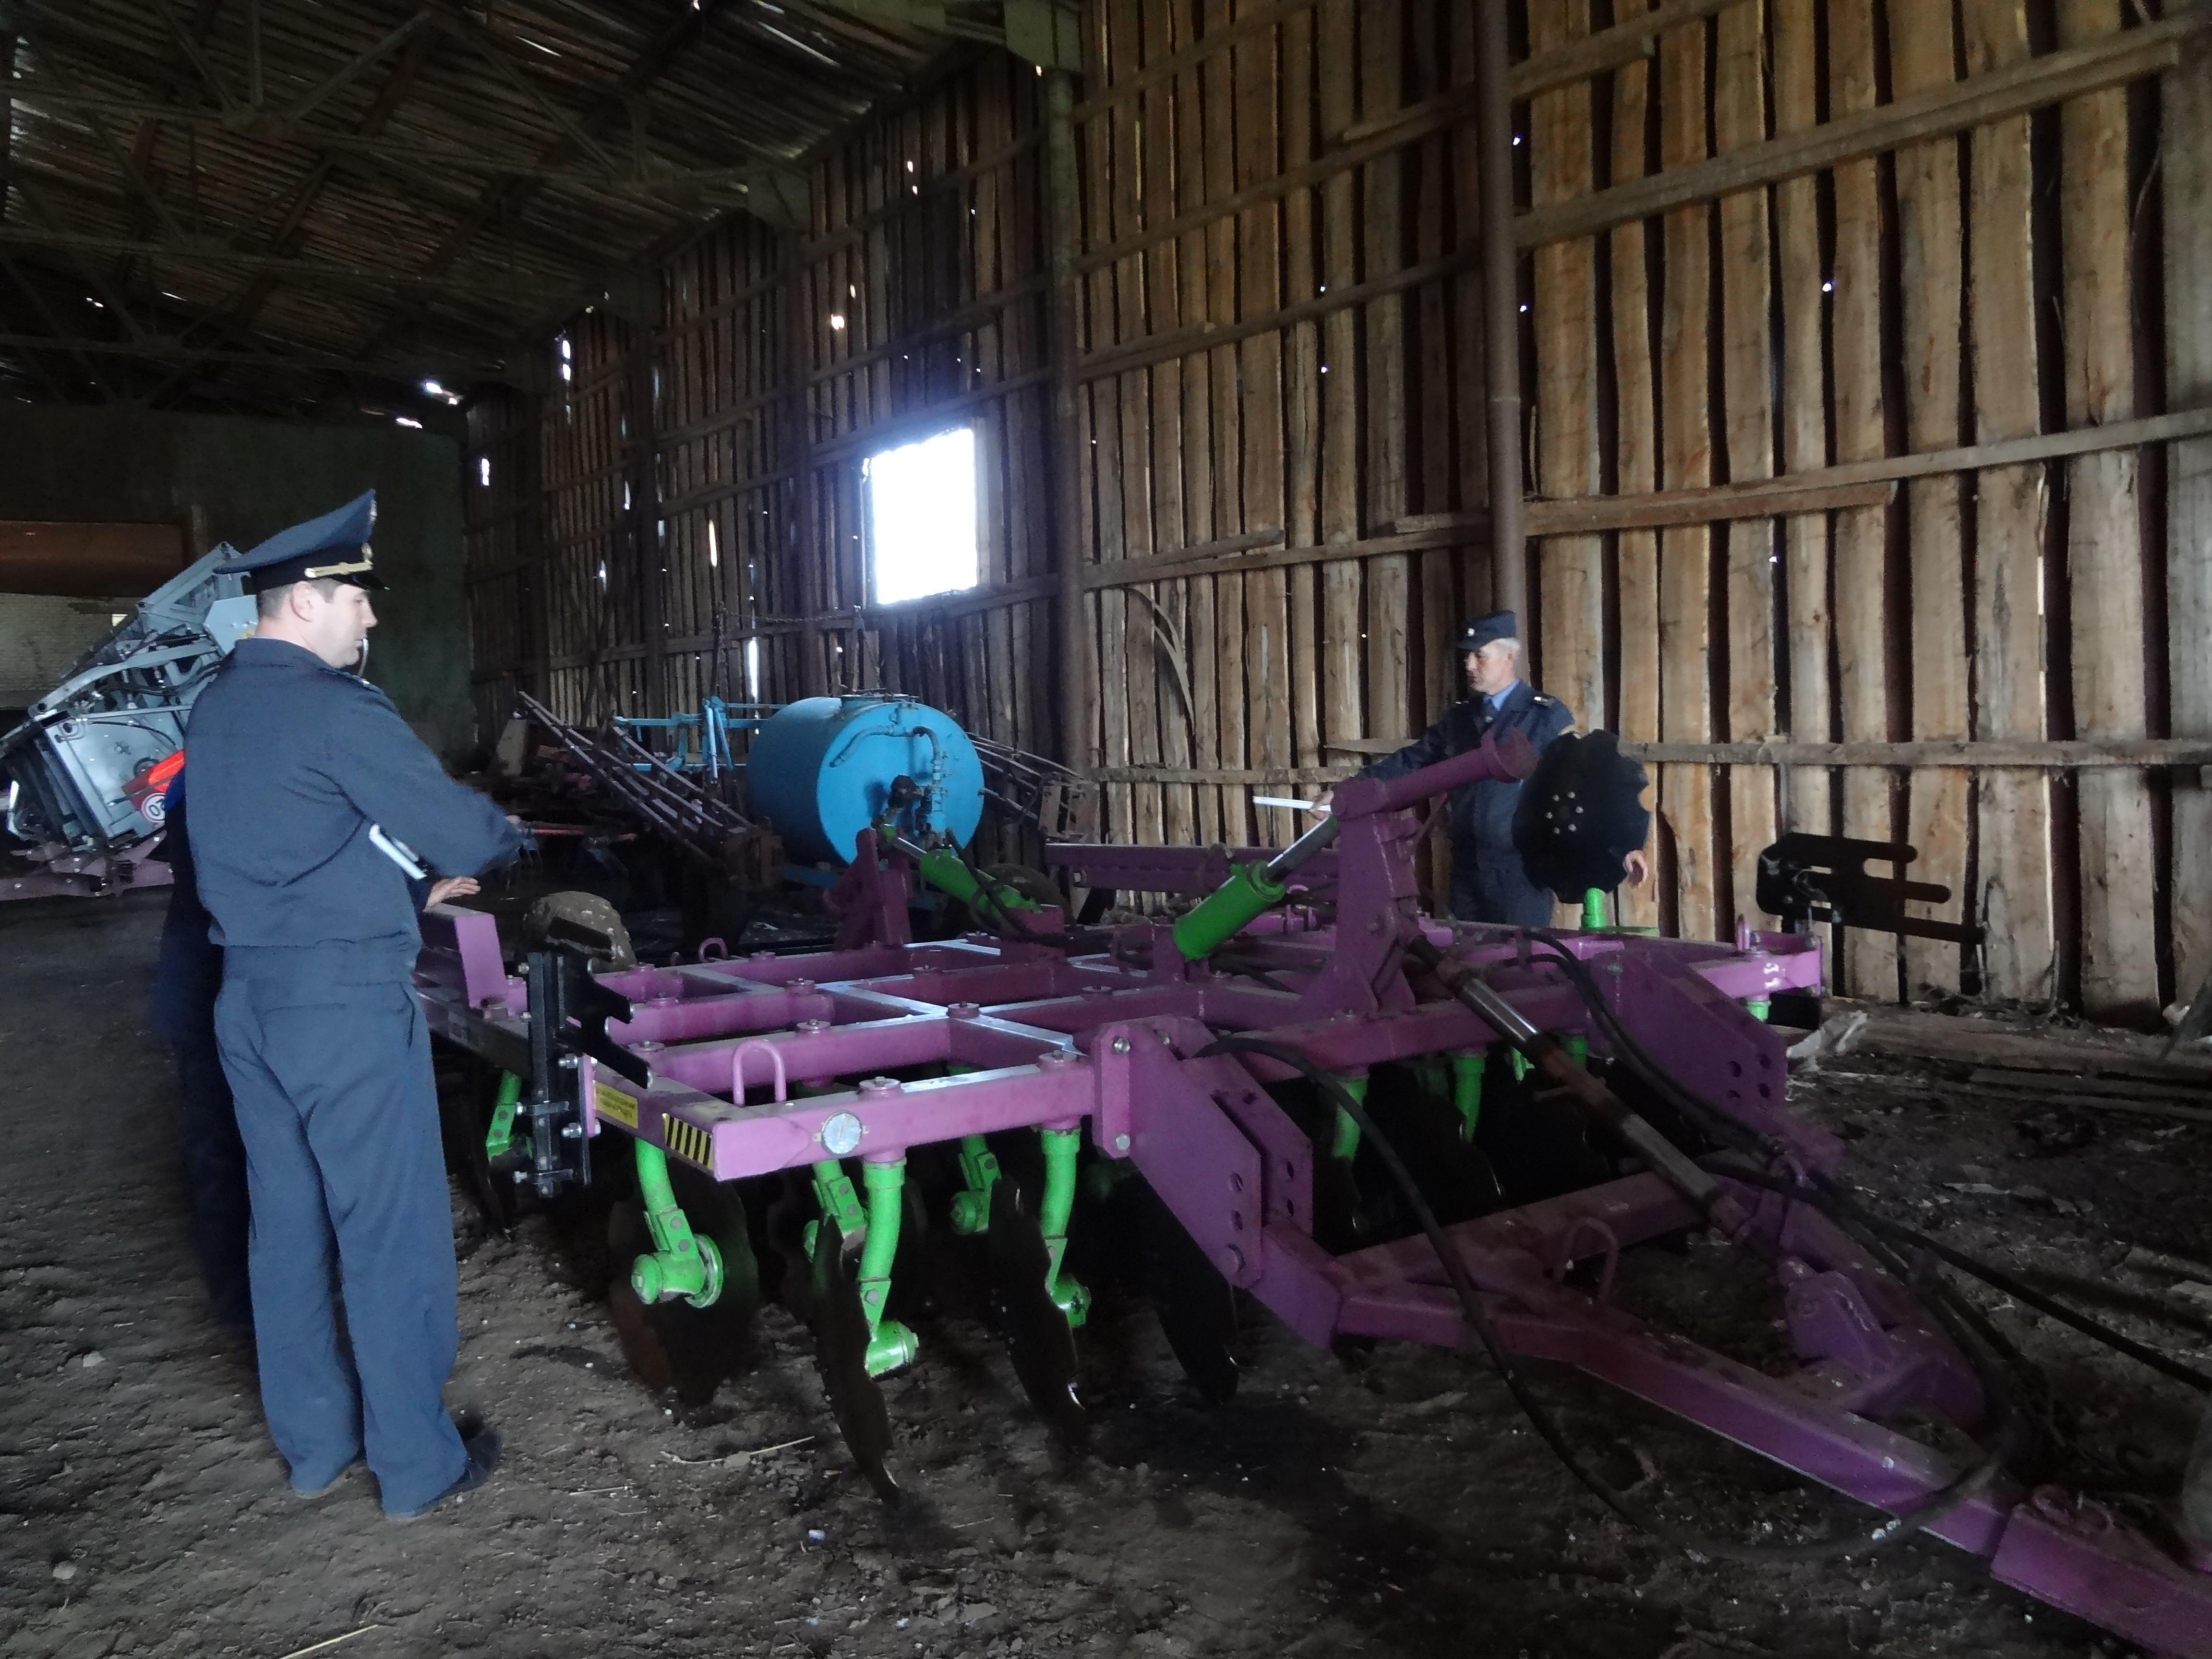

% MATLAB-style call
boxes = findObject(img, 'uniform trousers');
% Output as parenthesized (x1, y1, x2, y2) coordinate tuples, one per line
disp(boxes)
(171, 1034, 253, 1332)
(214, 972, 466, 1515)
(1448, 840, 1558, 928)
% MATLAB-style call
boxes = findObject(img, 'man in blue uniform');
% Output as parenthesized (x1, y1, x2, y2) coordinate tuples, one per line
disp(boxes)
(185, 491, 525, 1520)
(150, 764, 252, 1339)
(1327, 612, 1647, 926)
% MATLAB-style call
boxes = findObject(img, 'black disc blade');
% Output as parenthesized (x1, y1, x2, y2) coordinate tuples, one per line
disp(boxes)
(1310, 1153, 1370, 1255)
(603, 1164, 761, 1407)
(810, 1217, 902, 1502)
(1135, 1179, 1238, 1405)
(761, 1171, 818, 1327)
(986, 1176, 1086, 1442)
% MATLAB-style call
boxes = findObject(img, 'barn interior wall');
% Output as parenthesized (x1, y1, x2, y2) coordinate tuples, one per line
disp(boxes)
(0, 404, 474, 760)
(465, 0, 2212, 1021)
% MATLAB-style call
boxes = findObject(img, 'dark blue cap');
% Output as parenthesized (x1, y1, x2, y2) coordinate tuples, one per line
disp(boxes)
(215, 491, 383, 592)
(1455, 611, 1517, 653)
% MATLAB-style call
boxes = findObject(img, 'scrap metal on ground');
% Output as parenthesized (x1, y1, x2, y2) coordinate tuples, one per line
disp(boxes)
(0, 550, 255, 901)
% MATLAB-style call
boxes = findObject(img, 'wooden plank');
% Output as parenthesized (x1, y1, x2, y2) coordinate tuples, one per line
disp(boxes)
(2170, 28, 2212, 1005)
(1657, 18, 1717, 942)
(1714, 0, 1776, 936)
(1172, 0, 1221, 847)
(1316, 0, 1362, 791)
(1529, 0, 1604, 760)
(1518, 13, 2200, 249)
(1962, 0, 2056, 1001)
(2060, 0, 2157, 1022)
(1087, 16, 1132, 840)
(1891, 0, 1970, 994)
(1610, 0, 1661, 930)
(1112, 0, 1164, 849)
(1622, 739, 2212, 768)
(1141, 0, 1194, 848)
(1205, 0, 1244, 848)
(1829, 0, 1895, 1000)
(1237, 0, 1293, 847)
(1361, 0, 1410, 795)
(1281, 0, 1322, 791)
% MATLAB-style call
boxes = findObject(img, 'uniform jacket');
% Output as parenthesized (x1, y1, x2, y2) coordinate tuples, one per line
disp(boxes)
(184, 638, 523, 986)
(1360, 680, 1576, 854)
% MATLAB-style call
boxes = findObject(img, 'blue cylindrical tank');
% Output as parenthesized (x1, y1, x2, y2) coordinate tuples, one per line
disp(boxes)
(746, 695, 986, 865)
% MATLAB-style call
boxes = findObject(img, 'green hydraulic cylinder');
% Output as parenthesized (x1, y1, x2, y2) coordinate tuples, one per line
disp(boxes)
(628, 1142, 725, 1309)
(1450, 1051, 1486, 1142)
(906, 841, 1041, 921)
(1171, 861, 1288, 961)
(1582, 888, 1608, 930)
(484, 1069, 523, 1160)
(1171, 813, 1342, 960)
(1038, 1126, 1091, 1327)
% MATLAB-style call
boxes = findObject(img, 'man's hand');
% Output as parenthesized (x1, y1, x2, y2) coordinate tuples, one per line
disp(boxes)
(425, 876, 480, 909)
(1310, 786, 1334, 818)
(1623, 850, 1650, 888)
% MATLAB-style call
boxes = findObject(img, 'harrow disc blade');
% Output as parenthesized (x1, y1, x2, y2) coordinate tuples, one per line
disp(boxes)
(1136, 1179, 1238, 1404)
(809, 1218, 902, 1503)
(986, 1176, 1087, 1442)
(603, 1161, 760, 1407)
(761, 1170, 818, 1326)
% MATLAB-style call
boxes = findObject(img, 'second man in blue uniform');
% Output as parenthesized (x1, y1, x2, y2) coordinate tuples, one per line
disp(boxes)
(1332, 611, 1646, 926)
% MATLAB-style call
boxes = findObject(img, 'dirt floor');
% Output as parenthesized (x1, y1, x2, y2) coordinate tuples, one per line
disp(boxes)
(4, 892, 2208, 1659)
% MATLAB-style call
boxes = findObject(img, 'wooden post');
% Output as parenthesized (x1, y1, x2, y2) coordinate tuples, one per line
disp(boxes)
(1318, 0, 1361, 773)
(1892, 2, 1970, 994)
(783, 230, 825, 699)
(1715, 0, 1777, 933)
(2170, 27, 2212, 1005)
(1528, 1, 1602, 746)
(1529, 0, 1600, 926)
(1773, 0, 1832, 874)
(1658, 20, 1717, 942)
(1609, 0, 1660, 930)
(626, 325, 666, 722)
(1045, 67, 1094, 774)
(1828, 0, 1896, 1001)
(1965, 0, 2057, 1000)
(1476, 0, 1524, 620)
(2059, 0, 2157, 1022)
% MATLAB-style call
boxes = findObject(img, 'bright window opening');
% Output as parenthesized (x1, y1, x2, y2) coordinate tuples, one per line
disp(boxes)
(866, 427, 978, 605)
(745, 637, 762, 700)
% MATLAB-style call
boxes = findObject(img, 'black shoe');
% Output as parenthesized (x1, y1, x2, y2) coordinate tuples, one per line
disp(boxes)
(386, 1426, 501, 1521)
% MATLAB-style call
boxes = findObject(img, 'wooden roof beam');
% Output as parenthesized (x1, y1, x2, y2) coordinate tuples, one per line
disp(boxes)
(352, 0, 739, 361)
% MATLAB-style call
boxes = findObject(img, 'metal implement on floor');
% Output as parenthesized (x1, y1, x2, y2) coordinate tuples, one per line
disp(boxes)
(414, 726, 2212, 1658)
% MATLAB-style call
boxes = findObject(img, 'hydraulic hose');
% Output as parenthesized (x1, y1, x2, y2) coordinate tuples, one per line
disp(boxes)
(1514, 935, 2212, 1395)
(1199, 1033, 2020, 1564)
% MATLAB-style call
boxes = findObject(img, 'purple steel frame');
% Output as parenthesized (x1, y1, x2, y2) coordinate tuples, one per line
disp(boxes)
(413, 741, 2212, 1656)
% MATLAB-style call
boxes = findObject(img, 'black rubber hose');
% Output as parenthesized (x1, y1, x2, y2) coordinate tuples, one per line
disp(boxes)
(1198, 1033, 2018, 1563)
(1720, 1166, 2212, 1395)
(1517, 936, 2212, 1395)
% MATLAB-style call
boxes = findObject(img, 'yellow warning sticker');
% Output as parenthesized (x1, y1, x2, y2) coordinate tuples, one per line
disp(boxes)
(594, 1082, 640, 1130)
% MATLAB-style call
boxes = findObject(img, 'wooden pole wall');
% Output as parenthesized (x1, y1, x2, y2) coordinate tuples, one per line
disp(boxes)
(457, 0, 2212, 1019)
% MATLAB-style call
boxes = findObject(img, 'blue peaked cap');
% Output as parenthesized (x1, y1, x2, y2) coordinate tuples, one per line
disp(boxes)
(215, 490, 383, 592)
